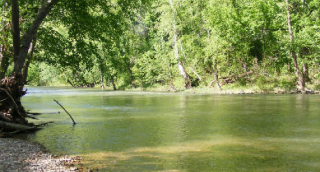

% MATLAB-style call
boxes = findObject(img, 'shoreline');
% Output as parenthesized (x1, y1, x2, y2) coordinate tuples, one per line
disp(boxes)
(25, 85, 320, 95)
(125, 87, 320, 95)
(0, 138, 82, 172)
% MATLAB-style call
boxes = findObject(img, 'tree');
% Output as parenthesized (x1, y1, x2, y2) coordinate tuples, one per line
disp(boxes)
(11, 0, 59, 79)
(285, 0, 305, 91)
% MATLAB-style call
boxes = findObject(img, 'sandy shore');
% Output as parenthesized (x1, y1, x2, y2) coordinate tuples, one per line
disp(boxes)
(0, 138, 82, 172)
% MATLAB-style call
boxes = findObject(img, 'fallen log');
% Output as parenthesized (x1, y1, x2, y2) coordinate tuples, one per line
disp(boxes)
(221, 71, 254, 86)
(0, 120, 35, 131)
(34, 121, 54, 127)
(27, 111, 60, 115)
(26, 115, 39, 120)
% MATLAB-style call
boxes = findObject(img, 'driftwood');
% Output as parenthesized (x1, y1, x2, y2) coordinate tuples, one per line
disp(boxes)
(27, 111, 61, 115)
(53, 99, 76, 125)
(34, 121, 54, 127)
(221, 71, 254, 86)
(0, 121, 52, 138)
(0, 120, 35, 131)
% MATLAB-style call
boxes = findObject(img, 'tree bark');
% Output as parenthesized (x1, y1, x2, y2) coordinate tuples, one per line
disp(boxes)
(178, 44, 192, 88)
(285, 0, 305, 91)
(11, 0, 20, 70)
(302, 63, 309, 83)
(22, 33, 37, 84)
(13, 0, 59, 75)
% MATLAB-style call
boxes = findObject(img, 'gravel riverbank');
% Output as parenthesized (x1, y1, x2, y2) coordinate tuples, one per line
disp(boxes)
(0, 138, 82, 172)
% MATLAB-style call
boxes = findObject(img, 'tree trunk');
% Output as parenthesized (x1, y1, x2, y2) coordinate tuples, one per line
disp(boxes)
(111, 76, 117, 90)
(0, 46, 9, 79)
(99, 68, 105, 89)
(13, 0, 59, 75)
(67, 79, 76, 88)
(127, 66, 136, 89)
(285, 0, 305, 91)
(207, 30, 221, 90)
(169, 0, 191, 89)
(221, 71, 254, 86)
(178, 44, 192, 88)
(11, 0, 20, 71)
(191, 69, 202, 81)
(167, 62, 176, 91)
(22, 33, 37, 84)
(0, 46, 2, 72)
(242, 61, 248, 76)
(302, 63, 309, 83)
(213, 57, 222, 90)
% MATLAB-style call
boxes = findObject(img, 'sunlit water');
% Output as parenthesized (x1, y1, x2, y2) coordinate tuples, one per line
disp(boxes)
(19, 87, 320, 171)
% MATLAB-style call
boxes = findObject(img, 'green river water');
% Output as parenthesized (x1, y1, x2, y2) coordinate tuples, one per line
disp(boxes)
(19, 87, 320, 171)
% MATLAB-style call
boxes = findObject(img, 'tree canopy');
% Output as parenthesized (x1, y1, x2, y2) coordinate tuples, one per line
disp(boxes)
(1, 0, 319, 92)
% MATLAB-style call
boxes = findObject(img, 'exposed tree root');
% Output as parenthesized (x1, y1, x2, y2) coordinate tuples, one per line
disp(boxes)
(0, 73, 50, 137)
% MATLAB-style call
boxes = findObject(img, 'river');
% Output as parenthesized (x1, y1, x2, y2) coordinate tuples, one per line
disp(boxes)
(19, 87, 320, 171)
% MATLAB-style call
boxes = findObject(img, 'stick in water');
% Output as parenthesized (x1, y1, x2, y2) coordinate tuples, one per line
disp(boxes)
(27, 112, 60, 115)
(53, 99, 76, 124)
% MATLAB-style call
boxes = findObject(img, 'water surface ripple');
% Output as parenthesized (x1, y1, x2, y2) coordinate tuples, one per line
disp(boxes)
(20, 87, 320, 171)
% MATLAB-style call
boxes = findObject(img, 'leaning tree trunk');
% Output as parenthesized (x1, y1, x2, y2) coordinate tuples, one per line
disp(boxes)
(179, 44, 193, 88)
(22, 33, 37, 84)
(1, 0, 59, 136)
(13, 0, 59, 75)
(111, 76, 117, 90)
(169, 0, 191, 89)
(285, 0, 305, 91)
(302, 63, 309, 83)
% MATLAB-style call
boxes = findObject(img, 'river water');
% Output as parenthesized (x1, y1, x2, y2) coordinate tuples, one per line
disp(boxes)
(20, 87, 320, 171)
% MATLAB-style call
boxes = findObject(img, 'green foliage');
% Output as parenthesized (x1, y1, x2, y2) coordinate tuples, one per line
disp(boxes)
(2, 0, 320, 91)
(254, 75, 277, 91)
(27, 62, 65, 86)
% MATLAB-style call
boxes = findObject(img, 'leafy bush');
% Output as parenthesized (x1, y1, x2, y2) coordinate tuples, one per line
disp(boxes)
(254, 75, 276, 91)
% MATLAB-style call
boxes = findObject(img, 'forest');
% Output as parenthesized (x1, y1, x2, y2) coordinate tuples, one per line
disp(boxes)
(1, 0, 320, 93)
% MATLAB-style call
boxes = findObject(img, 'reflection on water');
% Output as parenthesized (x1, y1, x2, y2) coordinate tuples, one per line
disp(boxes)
(19, 87, 320, 171)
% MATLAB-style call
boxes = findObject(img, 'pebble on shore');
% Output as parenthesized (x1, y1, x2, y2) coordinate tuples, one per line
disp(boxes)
(0, 138, 82, 172)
